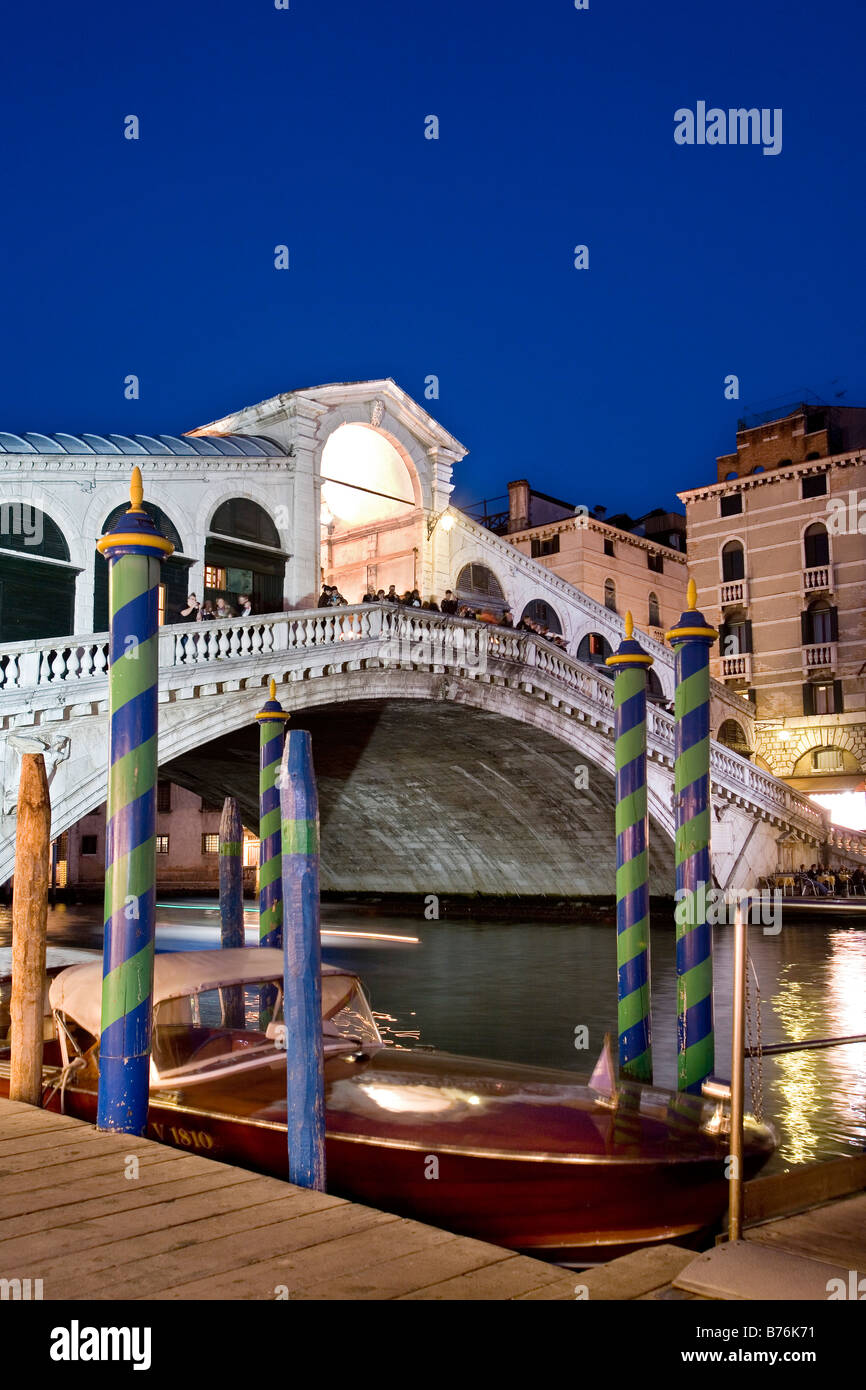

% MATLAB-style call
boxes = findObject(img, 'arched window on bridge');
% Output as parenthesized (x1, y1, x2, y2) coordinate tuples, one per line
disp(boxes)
(721, 540, 745, 582)
(648, 591, 660, 628)
(0, 505, 78, 642)
(206, 499, 287, 616)
(576, 632, 612, 668)
(320, 423, 418, 603)
(94, 503, 188, 632)
(603, 578, 617, 612)
(717, 718, 752, 760)
(803, 522, 830, 571)
(520, 599, 562, 634)
(455, 563, 507, 618)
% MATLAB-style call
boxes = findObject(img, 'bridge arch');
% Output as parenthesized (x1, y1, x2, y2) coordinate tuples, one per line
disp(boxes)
(316, 405, 433, 513)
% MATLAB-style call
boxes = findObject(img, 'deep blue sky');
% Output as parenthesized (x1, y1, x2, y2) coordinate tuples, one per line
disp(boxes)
(2, 0, 864, 516)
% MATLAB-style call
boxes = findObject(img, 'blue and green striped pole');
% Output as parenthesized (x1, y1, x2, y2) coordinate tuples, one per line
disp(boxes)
(255, 678, 289, 949)
(667, 579, 718, 1094)
(280, 729, 326, 1190)
(96, 467, 173, 1134)
(606, 612, 653, 1082)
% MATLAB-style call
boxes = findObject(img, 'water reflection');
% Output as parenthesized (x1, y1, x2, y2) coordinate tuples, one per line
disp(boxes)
(2, 901, 864, 1173)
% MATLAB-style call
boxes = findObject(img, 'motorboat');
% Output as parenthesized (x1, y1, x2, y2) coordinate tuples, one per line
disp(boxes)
(0, 947, 776, 1264)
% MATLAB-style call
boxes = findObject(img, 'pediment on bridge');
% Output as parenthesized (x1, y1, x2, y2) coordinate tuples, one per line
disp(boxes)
(188, 378, 467, 466)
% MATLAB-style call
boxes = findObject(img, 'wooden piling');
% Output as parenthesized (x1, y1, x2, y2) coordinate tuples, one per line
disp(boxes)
(9, 753, 51, 1106)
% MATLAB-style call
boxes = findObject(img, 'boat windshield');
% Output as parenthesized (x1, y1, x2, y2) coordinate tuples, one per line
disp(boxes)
(151, 973, 381, 1084)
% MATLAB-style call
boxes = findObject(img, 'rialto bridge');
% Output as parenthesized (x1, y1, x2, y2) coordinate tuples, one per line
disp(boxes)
(0, 379, 855, 894)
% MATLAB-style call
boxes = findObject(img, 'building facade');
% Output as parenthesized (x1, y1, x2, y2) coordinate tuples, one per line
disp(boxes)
(680, 403, 866, 824)
(59, 782, 259, 893)
(498, 481, 688, 654)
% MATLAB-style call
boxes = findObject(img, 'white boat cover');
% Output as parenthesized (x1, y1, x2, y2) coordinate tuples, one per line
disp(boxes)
(48, 947, 350, 1038)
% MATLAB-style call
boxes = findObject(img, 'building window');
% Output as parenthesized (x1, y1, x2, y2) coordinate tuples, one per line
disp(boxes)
(202, 833, 219, 854)
(156, 781, 172, 813)
(603, 538, 614, 557)
(204, 565, 226, 591)
(803, 681, 843, 716)
(812, 747, 844, 772)
(530, 535, 560, 558)
(647, 552, 664, 574)
(802, 601, 836, 645)
(802, 473, 827, 499)
(721, 541, 745, 582)
(604, 579, 617, 612)
(803, 523, 830, 570)
(720, 493, 743, 517)
(156, 835, 170, 855)
(157, 584, 166, 627)
(81, 834, 98, 856)
(243, 837, 260, 868)
(648, 592, 660, 627)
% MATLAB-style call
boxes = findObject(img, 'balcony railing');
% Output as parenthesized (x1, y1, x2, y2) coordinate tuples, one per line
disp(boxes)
(803, 565, 834, 595)
(720, 653, 752, 681)
(720, 578, 749, 607)
(803, 642, 837, 674)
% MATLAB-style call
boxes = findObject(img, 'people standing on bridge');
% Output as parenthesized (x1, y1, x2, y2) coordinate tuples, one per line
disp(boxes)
(180, 594, 201, 621)
(215, 597, 235, 619)
(238, 594, 253, 618)
(200, 600, 216, 620)
(386, 585, 399, 603)
(440, 590, 458, 615)
(318, 585, 331, 607)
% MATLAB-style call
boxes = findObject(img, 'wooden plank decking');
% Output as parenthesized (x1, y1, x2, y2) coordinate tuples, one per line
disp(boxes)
(0, 1099, 580, 1301)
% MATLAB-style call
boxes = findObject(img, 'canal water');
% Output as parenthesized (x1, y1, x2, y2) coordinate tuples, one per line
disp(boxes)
(2, 900, 864, 1174)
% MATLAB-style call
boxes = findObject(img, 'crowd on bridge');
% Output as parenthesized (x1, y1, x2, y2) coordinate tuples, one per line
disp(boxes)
(318, 585, 569, 650)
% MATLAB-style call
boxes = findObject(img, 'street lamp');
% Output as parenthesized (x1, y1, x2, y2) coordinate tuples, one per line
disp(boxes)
(426, 509, 455, 540)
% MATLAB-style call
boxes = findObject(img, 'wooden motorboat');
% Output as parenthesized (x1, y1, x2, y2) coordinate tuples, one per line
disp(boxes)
(0, 948, 775, 1264)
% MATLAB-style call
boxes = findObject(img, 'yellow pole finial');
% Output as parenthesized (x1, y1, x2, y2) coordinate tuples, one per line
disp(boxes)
(624, 611, 634, 639)
(687, 578, 698, 610)
(129, 466, 144, 513)
(269, 678, 276, 701)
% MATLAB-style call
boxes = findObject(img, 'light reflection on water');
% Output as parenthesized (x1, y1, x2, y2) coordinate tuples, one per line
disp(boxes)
(2, 900, 865, 1173)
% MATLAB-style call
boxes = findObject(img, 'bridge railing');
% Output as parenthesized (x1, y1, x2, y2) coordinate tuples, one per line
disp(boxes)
(0, 603, 834, 843)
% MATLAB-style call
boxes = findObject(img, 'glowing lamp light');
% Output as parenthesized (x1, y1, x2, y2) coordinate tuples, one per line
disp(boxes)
(440, 513, 455, 532)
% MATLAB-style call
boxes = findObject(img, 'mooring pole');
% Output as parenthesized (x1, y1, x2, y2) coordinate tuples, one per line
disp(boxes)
(666, 579, 718, 1094)
(729, 903, 747, 1242)
(255, 678, 289, 949)
(9, 752, 51, 1105)
(279, 729, 326, 1191)
(96, 467, 173, 1134)
(218, 796, 244, 949)
(606, 612, 654, 1082)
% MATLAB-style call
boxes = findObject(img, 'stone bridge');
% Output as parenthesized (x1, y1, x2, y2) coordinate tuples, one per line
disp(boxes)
(0, 603, 842, 897)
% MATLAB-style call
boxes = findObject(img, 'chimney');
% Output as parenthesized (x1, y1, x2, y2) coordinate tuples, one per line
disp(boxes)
(507, 479, 530, 533)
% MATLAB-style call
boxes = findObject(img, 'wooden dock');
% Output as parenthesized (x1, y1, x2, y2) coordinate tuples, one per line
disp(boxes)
(0, 1099, 580, 1301)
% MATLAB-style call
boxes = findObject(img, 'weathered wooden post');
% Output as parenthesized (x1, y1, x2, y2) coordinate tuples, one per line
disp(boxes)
(219, 795, 245, 1029)
(255, 679, 289, 949)
(9, 751, 51, 1105)
(667, 579, 718, 1094)
(218, 796, 244, 949)
(96, 467, 173, 1134)
(606, 612, 654, 1082)
(279, 729, 326, 1190)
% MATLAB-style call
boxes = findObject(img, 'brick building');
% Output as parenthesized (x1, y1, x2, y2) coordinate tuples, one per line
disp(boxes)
(679, 402, 866, 825)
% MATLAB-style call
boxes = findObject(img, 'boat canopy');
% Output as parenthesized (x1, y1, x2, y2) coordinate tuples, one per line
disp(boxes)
(48, 948, 353, 1039)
